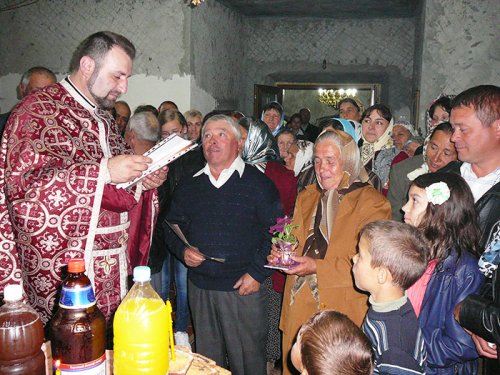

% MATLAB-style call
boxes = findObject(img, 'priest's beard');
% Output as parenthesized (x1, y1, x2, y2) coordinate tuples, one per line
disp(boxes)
(87, 69, 120, 110)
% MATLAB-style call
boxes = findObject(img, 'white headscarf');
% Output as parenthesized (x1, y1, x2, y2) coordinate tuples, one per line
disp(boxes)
(293, 140, 314, 177)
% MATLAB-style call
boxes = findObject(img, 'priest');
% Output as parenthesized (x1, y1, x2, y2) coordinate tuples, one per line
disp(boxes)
(0, 31, 167, 323)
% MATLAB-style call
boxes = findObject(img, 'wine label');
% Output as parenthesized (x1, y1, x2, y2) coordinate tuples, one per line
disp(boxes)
(59, 285, 96, 309)
(55, 354, 105, 375)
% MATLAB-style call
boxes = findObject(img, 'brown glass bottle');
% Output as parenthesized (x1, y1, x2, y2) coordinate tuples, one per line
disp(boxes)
(47, 259, 106, 374)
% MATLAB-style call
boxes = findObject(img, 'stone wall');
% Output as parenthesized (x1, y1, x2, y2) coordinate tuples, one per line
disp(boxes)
(0, 0, 191, 76)
(418, 0, 500, 129)
(0, 0, 205, 113)
(1, 0, 497, 123)
(241, 17, 416, 118)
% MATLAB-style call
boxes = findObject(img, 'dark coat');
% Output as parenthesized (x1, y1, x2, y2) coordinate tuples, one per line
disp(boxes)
(148, 147, 205, 273)
(386, 154, 424, 221)
(443, 160, 500, 363)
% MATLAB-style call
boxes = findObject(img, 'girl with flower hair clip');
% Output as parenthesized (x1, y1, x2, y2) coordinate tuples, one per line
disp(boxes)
(402, 172, 485, 374)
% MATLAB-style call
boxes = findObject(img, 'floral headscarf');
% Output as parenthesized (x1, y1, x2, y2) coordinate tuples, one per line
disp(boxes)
(360, 117, 394, 166)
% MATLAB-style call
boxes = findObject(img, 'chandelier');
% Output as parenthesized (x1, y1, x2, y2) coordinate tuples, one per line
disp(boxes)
(190, 0, 204, 6)
(318, 88, 357, 109)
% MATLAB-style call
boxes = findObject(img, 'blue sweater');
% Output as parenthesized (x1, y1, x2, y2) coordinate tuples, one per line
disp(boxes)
(165, 165, 282, 291)
(363, 300, 427, 375)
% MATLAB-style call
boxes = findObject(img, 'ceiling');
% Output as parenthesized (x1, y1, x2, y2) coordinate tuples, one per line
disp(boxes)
(216, 0, 421, 19)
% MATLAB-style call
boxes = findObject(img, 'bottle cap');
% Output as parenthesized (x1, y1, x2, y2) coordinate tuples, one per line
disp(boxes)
(133, 266, 151, 282)
(4, 284, 23, 301)
(68, 258, 85, 273)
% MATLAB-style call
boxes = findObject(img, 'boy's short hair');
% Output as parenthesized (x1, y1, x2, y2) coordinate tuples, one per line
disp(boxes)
(300, 310, 373, 375)
(360, 220, 429, 290)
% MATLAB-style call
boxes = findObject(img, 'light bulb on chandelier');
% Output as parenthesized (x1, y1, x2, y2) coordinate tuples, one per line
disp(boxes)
(318, 88, 358, 109)
(189, 0, 205, 6)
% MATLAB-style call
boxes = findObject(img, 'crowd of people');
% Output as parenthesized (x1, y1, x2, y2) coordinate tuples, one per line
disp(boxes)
(0, 30, 499, 375)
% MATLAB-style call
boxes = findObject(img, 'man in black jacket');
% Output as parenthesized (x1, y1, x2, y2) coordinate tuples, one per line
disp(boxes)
(444, 85, 500, 368)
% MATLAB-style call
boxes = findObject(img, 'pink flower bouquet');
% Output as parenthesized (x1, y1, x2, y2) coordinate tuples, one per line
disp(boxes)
(269, 216, 298, 266)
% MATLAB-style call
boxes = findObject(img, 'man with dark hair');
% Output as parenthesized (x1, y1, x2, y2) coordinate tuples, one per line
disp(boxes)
(443, 85, 500, 250)
(299, 107, 319, 142)
(441, 85, 500, 368)
(158, 100, 178, 113)
(0, 31, 167, 324)
(113, 100, 131, 134)
(165, 115, 282, 374)
(0, 66, 57, 138)
(134, 104, 159, 117)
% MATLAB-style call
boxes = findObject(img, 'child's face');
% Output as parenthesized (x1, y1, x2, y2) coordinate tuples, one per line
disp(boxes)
(291, 332, 305, 373)
(402, 185, 429, 227)
(352, 235, 380, 293)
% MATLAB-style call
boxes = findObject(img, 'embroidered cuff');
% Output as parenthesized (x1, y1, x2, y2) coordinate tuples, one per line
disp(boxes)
(102, 157, 112, 184)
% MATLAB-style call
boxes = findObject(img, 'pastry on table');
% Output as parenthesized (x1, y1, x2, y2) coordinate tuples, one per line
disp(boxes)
(169, 349, 193, 375)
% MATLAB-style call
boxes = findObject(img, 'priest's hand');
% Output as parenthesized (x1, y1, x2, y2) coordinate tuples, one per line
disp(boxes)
(284, 255, 317, 277)
(142, 166, 169, 190)
(184, 246, 205, 267)
(108, 155, 152, 183)
(233, 273, 260, 296)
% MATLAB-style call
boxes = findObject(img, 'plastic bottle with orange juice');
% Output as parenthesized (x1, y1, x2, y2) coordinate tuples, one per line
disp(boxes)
(113, 266, 170, 375)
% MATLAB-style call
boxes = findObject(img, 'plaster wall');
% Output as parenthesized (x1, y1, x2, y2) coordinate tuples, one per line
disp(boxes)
(0, 0, 219, 114)
(190, 0, 244, 111)
(418, 0, 500, 129)
(241, 17, 416, 119)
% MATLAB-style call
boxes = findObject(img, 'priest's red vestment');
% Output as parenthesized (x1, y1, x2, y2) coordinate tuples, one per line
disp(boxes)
(0, 78, 157, 323)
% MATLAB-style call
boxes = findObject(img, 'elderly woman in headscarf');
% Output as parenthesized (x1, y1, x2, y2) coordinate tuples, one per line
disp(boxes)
(373, 120, 417, 195)
(239, 118, 298, 371)
(358, 104, 394, 191)
(261, 101, 285, 137)
(269, 130, 391, 375)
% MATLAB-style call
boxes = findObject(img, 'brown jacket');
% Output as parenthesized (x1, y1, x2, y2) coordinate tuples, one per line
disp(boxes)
(280, 183, 391, 372)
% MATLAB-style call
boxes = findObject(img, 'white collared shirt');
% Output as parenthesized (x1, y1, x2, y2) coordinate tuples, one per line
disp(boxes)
(194, 156, 245, 188)
(461, 162, 500, 202)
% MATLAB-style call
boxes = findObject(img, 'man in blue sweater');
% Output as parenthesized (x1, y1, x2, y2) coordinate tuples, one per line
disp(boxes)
(165, 114, 282, 375)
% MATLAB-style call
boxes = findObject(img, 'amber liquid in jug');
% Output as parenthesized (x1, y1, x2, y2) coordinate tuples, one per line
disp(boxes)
(47, 259, 106, 374)
(0, 284, 45, 375)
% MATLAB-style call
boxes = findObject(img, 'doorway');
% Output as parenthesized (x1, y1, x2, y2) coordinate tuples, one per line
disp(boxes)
(254, 83, 381, 124)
